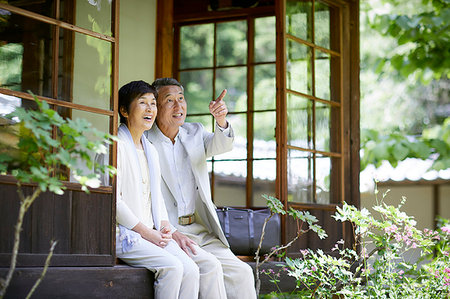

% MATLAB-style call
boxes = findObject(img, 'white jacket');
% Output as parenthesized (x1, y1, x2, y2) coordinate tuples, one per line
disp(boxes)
(145, 122, 234, 246)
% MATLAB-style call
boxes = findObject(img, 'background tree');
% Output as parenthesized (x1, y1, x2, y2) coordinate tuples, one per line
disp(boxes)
(360, 0, 450, 171)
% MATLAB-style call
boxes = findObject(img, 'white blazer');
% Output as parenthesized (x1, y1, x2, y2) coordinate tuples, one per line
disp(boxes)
(145, 122, 234, 246)
(116, 124, 169, 231)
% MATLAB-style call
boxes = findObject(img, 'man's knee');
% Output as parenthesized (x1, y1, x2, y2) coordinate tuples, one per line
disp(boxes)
(229, 260, 255, 283)
(183, 259, 200, 280)
(199, 254, 223, 275)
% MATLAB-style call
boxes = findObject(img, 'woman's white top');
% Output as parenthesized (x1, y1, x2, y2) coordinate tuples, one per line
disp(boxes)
(136, 148, 154, 229)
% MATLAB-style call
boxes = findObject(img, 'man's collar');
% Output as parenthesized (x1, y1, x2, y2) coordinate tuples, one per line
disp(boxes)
(154, 124, 185, 143)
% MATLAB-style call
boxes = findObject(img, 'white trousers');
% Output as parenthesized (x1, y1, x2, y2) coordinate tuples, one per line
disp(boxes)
(180, 223, 257, 299)
(116, 233, 199, 299)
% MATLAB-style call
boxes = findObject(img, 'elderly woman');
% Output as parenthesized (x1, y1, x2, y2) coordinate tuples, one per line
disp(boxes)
(116, 80, 199, 299)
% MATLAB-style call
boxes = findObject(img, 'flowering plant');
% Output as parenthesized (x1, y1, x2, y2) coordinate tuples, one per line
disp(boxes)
(260, 186, 450, 298)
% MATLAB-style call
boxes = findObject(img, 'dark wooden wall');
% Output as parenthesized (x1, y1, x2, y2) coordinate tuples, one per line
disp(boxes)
(0, 182, 114, 267)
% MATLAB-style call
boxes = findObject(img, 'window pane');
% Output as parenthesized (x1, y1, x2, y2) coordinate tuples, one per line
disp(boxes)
(186, 115, 213, 132)
(316, 155, 341, 204)
(254, 111, 276, 159)
(315, 155, 330, 204)
(216, 20, 247, 66)
(61, 109, 111, 186)
(71, 0, 112, 36)
(0, 95, 37, 173)
(0, 13, 53, 97)
(62, 30, 112, 110)
(215, 67, 247, 113)
(287, 93, 313, 149)
(180, 24, 214, 69)
(252, 159, 276, 207)
(254, 16, 276, 63)
(286, 0, 312, 42)
(314, 1, 330, 49)
(7, 1, 55, 18)
(216, 113, 247, 160)
(286, 40, 312, 95)
(0, 93, 24, 118)
(315, 101, 330, 152)
(213, 160, 247, 207)
(180, 70, 213, 115)
(254, 64, 276, 110)
(315, 50, 330, 101)
(287, 150, 314, 203)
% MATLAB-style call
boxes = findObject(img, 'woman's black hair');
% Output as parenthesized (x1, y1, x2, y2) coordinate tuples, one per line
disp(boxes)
(118, 80, 157, 124)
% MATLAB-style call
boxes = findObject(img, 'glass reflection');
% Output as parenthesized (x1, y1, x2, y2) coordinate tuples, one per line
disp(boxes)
(7, 0, 55, 18)
(0, 12, 53, 97)
(213, 160, 247, 207)
(315, 155, 331, 204)
(179, 70, 213, 115)
(180, 24, 214, 69)
(215, 67, 247, 113)
(254, 64, 276, 110)
(287, 93, 313, 149)
(0, 94, 36, 163)
(315, 50, 330, 101)
(255, 16, 276, 63)
(254, 111, 276, 159)
(315, 101, 330, 152)
(286, 40, 312, 95)
(288, 150, 314, 203)
(286, 0, 312, 42)
(65, 30, 112, 110)
(73, 0, 112, 36)
(252, 159, 276, 207)
(217, 20, 247, 66)
(314, 1, 330, 49)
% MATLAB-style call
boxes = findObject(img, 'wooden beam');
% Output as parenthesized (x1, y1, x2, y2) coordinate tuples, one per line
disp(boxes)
(155, 0, 174, 78)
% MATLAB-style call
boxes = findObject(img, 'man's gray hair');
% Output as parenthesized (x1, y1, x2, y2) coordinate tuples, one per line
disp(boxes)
(152, 78, 184, 93)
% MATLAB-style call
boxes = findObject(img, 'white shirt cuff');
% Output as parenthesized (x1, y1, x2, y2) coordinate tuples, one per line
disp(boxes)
(216, 122, 230, 136)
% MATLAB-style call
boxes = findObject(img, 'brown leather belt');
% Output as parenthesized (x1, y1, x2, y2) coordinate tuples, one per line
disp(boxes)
(178, 214, 195, 225)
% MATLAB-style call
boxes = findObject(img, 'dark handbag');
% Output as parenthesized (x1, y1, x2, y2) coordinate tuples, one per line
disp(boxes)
(216, 207, 281, 256)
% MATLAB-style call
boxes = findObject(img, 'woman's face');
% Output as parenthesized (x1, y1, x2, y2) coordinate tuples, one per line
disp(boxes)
(121, 92, 157, 133)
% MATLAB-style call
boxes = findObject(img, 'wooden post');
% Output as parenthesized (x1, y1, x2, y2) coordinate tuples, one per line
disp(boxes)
(155, 0, 174, 78)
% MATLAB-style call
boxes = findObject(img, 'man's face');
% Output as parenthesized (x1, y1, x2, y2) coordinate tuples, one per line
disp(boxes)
(156, 85, 187, 130)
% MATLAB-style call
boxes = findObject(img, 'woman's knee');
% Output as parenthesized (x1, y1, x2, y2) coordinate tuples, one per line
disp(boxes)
(157, 258, 184, 281)
(205, 255, 223, 272)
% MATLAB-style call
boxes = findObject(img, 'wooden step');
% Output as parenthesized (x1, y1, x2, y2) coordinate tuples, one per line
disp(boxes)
(0, 262, 297, 298)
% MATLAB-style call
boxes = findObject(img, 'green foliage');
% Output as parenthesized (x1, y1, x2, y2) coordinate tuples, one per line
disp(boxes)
(360, 117, 450, 171)
(263, 190, 450, 298)
(0, 95, 116, 193)
(264, 194, 286, 215)
(369, 0, 450, 82)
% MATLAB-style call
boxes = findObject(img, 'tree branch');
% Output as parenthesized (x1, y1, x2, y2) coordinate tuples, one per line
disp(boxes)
(25, 240, 57, 299)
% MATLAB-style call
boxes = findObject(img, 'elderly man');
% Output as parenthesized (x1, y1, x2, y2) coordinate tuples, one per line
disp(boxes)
(145, 78, 256, 299)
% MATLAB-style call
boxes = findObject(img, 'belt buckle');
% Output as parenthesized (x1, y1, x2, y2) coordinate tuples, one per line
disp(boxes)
(178, 214, 195, 226)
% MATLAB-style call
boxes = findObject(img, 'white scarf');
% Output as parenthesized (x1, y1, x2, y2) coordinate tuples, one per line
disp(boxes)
(117, 123, 163, 252)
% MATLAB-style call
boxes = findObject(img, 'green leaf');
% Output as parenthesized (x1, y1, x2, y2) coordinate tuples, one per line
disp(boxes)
(392, 142, 409, 161)
(263, 194, 286, 215)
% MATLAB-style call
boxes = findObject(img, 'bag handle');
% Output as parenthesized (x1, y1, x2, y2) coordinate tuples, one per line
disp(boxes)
(223, 208, 230, 238)
(248, 210, 254, 254)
